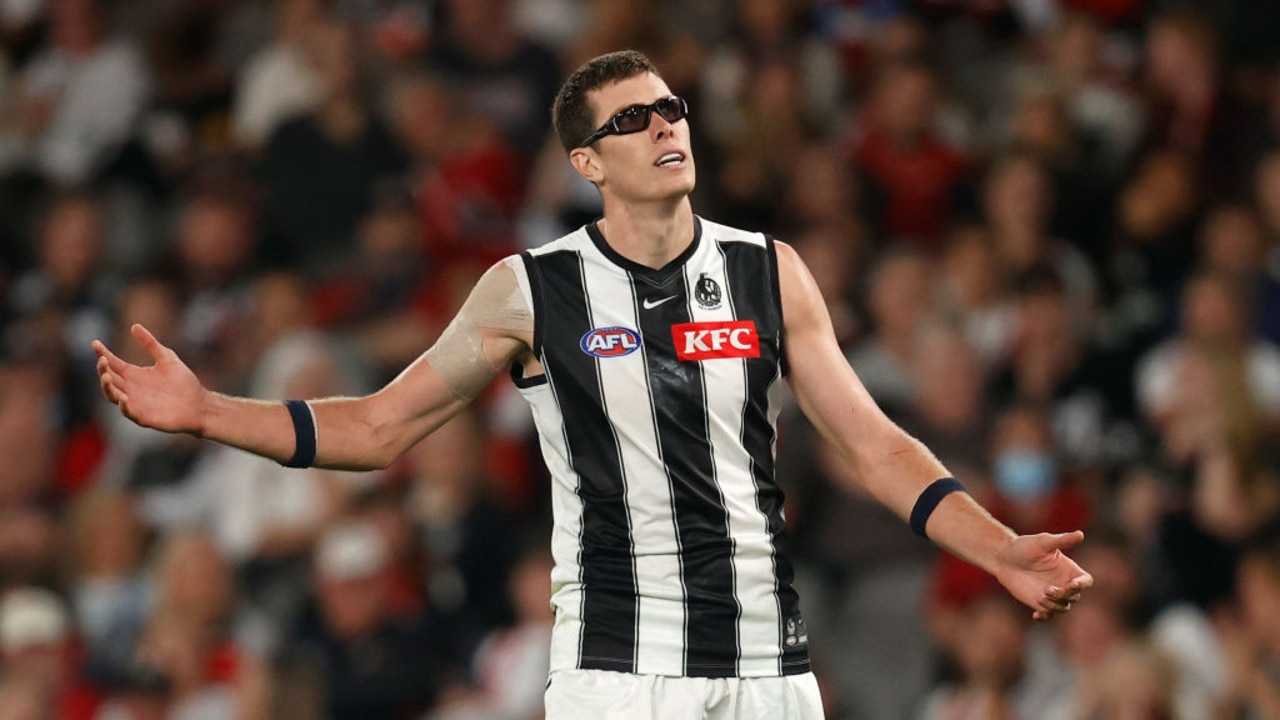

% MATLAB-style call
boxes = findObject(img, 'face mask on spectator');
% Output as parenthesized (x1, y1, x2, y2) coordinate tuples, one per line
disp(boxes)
(994, 449, 1058, 502)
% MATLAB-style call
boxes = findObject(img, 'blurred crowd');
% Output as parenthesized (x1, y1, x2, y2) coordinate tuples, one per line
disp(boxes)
(1, 0, 1280, 718)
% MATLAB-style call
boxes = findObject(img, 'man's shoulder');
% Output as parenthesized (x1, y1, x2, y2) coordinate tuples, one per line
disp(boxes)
(699, 216, 770, 248)
(523, 224, 591, 259)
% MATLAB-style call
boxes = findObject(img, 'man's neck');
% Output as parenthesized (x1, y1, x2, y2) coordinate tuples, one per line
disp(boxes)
(597, 198, 695, 270)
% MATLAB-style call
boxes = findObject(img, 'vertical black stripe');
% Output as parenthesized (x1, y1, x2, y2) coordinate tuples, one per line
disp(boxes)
(532, 250, 638, 672)
(635, 271, 738, 677)
(518, 251, 543, 358)
(764, 235, 788, 377)
(629, 278, 690, 672)
(720, 239, 809, 674)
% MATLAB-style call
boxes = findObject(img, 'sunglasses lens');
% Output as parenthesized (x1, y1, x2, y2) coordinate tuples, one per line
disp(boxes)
(614, 106, 651, 134)
(655, 97, 686, 123)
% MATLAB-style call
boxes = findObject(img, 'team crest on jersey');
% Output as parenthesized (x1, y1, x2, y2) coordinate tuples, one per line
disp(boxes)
(784, 615, 809, 647)
(580, 326, 642, 358)
(694, 274, 722, 310)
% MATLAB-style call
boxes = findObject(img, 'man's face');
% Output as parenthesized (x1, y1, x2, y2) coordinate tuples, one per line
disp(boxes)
(317, 574, 389, 640)
(574, 73, 696, 204)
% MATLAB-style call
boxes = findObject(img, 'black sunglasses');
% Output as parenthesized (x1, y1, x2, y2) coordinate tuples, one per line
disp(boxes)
(577, 96, 689, 148)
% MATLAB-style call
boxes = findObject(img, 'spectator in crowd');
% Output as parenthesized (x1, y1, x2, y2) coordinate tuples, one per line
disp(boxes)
(430, 544, 554, 720)
(285, 520, 444, 720)
(1198, 204, 1280, 349)
(9, 0, 150, 186)
(902, 320, 993, 480)
(935, 224, 1018, 366)
(846, 245, 935, 416)
(425, 0, 561, 163)
(979, 152, 1097, 336)
(787, 215, 866, 349)
(0, 673, 55, 720)
(1031, 11, 1145, 178)
(138, 533, 266, 719)
(700, 0, 842, 152)
(1001, 85, 1114, 266)
(1216, 532, 1280, 719)
(918, 590, 1034, 720)
(65, 488, 150, 659)
(311, 182, 436, 375)
(1137, 272, 1280, 463)
(257, 19, 407, 272)
(1083, 639, 1182, 719)
(851, 60, 969, 249)
(7, 191, 113, 497)
(1143, 8, 1256, 201)
(1253, 153, 1280, 348)
(0, 587, 102, 719)
(989, 266, 1125, 470)
(1105, 147, 1203, 359)
(232, 0, 328, 150)
(9, 190, 111, 369)
(0, 360, 60, 589)
(406, 407, 522, 659)
(388, 71, 524, 292)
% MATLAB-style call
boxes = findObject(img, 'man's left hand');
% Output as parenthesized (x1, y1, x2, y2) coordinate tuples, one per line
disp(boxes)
(993, 530, 1094, 621)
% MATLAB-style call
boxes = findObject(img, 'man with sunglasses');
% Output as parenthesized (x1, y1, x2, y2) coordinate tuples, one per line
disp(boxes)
(93, 50, 1092, 718)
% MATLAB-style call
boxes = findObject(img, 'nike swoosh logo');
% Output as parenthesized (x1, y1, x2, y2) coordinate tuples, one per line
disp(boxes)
(643, 296, 678, 310)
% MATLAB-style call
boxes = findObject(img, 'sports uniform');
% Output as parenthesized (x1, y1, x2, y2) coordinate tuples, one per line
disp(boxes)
(511, 217, 821, 715)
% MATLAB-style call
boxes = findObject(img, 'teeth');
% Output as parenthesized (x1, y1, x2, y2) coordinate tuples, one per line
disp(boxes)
(657, 153, 683, 166)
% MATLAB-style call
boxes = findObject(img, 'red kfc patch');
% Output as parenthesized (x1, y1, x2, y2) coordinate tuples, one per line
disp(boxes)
(672, 321, 761, 361)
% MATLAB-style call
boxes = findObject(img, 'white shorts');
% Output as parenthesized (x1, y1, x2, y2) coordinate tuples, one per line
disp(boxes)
(544, 668, 825, 720)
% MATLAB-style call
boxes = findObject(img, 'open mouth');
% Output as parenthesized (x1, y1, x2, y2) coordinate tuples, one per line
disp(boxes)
(654, 152, 686, 167)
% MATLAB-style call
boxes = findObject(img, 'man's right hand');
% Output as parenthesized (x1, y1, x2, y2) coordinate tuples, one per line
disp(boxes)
(94, 324, 208, 435)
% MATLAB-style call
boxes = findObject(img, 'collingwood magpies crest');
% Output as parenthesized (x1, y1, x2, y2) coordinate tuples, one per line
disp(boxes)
(695, 273, 722, 309)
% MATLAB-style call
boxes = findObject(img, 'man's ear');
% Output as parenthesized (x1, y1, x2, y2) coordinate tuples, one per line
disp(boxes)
(570, 147, 604, 186)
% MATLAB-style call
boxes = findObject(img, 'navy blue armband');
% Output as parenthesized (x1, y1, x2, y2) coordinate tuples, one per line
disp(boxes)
(282, 399, 317, 468)
(910, 477, 966, 538)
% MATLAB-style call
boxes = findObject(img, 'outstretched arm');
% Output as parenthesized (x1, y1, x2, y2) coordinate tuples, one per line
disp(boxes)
(776, 241, 1092, 620)
(95, 260, 533, 471)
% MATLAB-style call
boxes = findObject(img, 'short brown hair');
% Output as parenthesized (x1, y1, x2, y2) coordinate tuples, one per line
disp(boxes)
(552, 50, 660, 153)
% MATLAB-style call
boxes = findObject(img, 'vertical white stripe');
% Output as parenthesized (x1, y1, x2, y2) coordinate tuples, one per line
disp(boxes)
(578, 257, 686, 676)
(686, 243, 784, 676)
(519, 378, 585, 673)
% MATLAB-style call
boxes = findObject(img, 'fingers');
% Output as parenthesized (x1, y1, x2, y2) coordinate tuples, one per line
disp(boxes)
(92, 339, 132, 376)
(98, 363, 118, 403)
(1046, 582, 1084, 604)
(1032, 597, 1074, 621)
(1038, 593, 1073, 613)
(1037, 530, 1085, 553)
(1068, 573, 1094, 591)
(131, 324, 169, 364)
(1031, 578, 1090, 621)
(97, 358, 127, 406)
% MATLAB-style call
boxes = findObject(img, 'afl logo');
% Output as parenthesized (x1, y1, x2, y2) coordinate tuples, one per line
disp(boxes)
(580, 326, 642, 358)
(695, 274, 722, 309)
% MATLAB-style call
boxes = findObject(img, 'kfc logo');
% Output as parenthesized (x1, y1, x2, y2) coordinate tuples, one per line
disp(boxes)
(672, 321, 760, 361)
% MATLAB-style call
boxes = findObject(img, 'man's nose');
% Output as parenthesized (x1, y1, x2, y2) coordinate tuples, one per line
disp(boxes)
(653, 116, 672, 141)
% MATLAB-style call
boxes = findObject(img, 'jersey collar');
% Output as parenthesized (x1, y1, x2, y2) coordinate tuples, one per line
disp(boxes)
(586, 215, 702, 286)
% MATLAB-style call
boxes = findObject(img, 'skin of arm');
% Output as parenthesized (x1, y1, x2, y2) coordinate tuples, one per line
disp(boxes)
(776, 241, 1092, 620)
(94, 263, 531, 472)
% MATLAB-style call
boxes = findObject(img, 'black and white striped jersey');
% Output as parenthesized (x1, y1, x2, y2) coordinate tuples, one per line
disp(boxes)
(510, 216, 808, 679)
